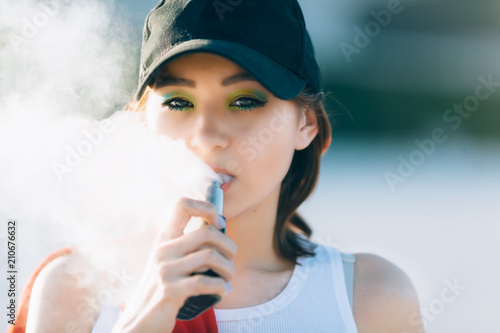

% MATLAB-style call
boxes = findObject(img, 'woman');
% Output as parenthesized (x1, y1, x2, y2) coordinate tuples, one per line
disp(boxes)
(21, 0, 424, 332)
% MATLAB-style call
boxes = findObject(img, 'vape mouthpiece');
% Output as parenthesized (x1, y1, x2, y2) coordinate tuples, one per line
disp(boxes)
(206, 179, 223, 216)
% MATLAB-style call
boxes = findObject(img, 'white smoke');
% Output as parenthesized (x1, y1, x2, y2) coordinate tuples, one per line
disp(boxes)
(0, 0, 139, 119)
(0, 0, 217, 312)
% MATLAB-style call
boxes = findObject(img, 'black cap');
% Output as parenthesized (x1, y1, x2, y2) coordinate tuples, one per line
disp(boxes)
(135, 0, 322, 101)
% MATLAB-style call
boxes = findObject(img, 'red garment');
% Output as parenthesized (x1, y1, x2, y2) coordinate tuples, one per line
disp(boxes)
(172, 309, 218, 333)
(6, 247, 218, 333)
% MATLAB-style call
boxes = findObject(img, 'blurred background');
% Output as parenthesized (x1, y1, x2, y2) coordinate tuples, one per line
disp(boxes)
(1, 0, 499, 332)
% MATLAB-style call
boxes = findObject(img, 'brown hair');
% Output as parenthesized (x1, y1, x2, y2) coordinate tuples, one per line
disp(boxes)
(127, 83, 332, 265)
(276, 86, 331, 264)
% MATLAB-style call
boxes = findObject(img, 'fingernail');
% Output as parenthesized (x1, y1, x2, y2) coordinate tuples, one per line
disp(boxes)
(217, 215, 226, 229)
(224, 282, 232, 294)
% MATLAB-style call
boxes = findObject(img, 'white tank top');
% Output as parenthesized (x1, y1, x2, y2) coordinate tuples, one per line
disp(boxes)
(92, 244, 358, 332)
(213, 244, 358, 332)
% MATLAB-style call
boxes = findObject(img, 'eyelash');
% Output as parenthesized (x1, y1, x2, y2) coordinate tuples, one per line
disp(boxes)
(230, 97, 267, 111)
(161, 97, 267, 112)
(161, 98, 194, 111)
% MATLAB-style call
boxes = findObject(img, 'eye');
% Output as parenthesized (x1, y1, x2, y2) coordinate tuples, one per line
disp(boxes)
(161, 97, 194, 111)
(229, 97, 267, 111)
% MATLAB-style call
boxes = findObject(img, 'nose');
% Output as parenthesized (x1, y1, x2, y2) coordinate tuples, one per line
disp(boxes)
(188, 112, 229, 152)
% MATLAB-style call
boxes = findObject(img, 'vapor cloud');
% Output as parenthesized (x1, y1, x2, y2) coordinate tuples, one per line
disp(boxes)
(0, 0, 217, 309)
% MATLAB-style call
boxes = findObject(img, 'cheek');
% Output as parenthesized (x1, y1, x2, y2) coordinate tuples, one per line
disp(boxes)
(151, 114, 183, 138)
(145, 106, 187, 139)
(144, 92, 181, 138)
(235, 130, 295, 212)
(236, 106, 298, 185)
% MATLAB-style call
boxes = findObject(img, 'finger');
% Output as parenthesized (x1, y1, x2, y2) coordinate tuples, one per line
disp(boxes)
(165, 247, 235, 282)
(157, 224, 237, 262)
(179, 274, 230, 299)
(158, 197, 221, 242)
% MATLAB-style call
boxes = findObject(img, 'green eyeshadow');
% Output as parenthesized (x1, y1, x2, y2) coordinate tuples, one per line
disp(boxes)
(226, 89, 268, 107)
(160, 91, 197, 104)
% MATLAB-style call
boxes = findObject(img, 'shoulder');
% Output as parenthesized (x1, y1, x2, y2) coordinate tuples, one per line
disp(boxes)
(352, 252, 424, 333)
(27, 253, 101, 332)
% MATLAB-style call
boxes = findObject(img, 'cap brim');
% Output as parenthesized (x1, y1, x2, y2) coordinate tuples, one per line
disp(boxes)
(135, 39, 306, 101)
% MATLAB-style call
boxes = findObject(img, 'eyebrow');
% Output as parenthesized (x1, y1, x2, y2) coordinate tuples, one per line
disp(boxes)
(154, 72, 258, 88)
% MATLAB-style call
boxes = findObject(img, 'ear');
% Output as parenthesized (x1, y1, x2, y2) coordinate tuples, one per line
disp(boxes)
(295, 107, 319, 151)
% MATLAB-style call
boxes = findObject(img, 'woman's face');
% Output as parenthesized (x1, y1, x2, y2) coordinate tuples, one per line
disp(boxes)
(145, 52, 316, 219)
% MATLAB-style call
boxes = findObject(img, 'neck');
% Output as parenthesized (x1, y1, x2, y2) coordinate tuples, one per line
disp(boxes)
(225, 186, 293, 274)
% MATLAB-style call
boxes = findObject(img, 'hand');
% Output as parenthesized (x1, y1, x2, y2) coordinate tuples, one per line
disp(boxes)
(111, 197, 236, 332)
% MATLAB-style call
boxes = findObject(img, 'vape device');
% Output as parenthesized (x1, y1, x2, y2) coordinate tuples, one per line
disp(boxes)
(176, 179, 225, 320)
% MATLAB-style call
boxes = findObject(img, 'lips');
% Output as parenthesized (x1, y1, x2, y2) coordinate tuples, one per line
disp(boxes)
(217, 173, 235, 185)
(219, 178, 233, 193)
(210, 167, 234, 179)
(209, 166, 235, 193)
